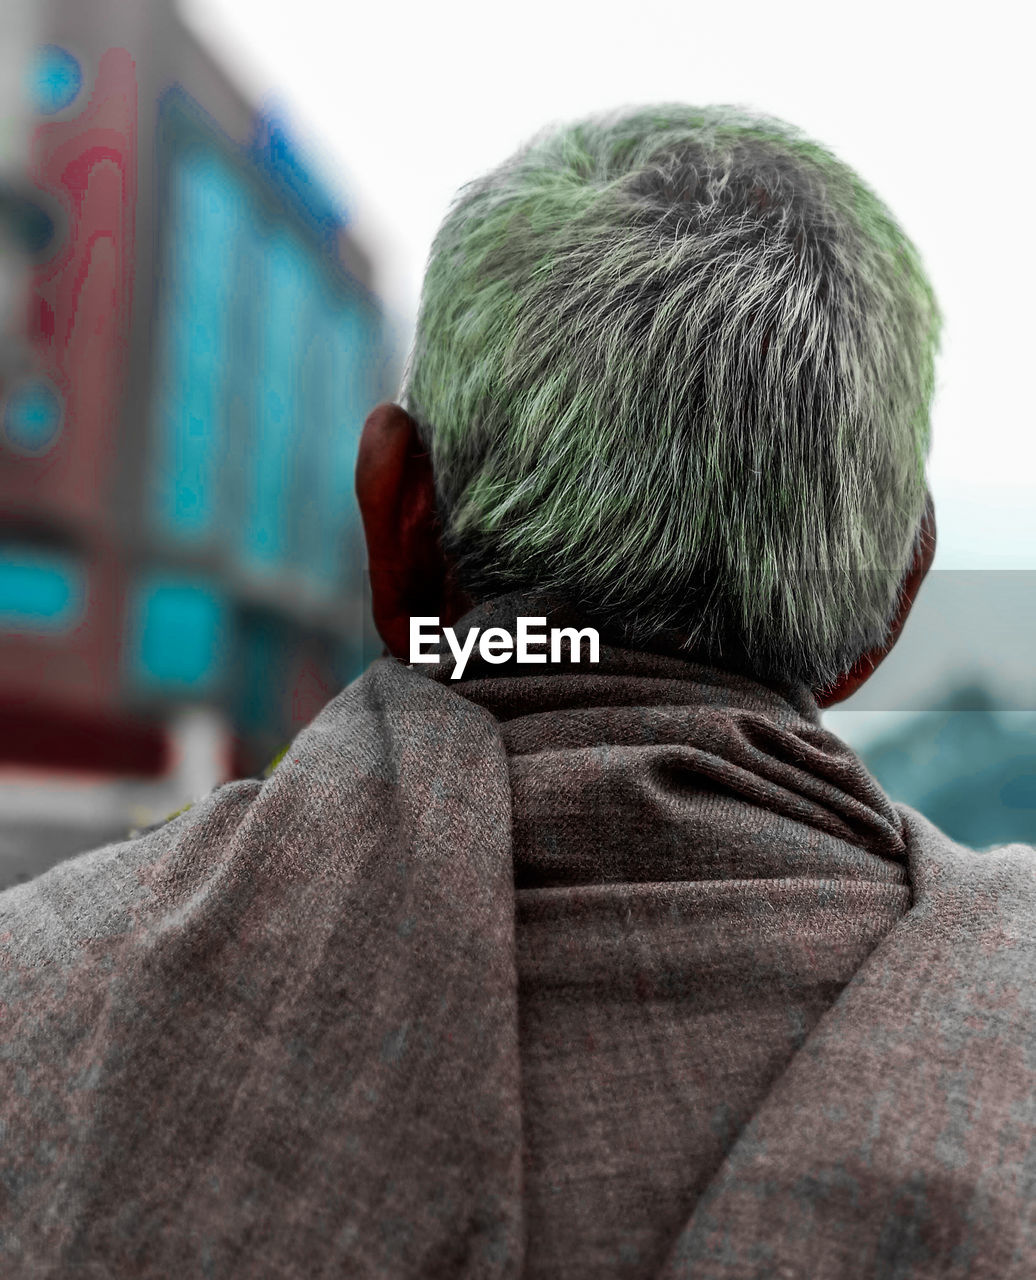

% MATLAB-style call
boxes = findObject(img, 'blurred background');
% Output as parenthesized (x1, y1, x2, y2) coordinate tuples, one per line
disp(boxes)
(1, 0, 1032, 886)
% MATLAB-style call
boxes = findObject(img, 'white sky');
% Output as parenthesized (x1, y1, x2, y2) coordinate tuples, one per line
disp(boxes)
(180, 0, 1035, 571)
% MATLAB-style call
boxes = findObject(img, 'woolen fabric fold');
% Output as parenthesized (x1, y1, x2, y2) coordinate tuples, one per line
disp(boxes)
(1, 600, 1032, 1277)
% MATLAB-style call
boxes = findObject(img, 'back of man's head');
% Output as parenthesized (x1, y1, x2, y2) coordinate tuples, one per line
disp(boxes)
(403, 105, 940, 689)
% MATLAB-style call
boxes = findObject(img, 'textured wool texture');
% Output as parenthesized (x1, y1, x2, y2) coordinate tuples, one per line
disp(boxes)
(1, 598, 1034, 1278)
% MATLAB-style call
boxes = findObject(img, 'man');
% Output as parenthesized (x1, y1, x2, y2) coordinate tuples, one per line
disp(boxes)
(1, 106, 1033, 1278)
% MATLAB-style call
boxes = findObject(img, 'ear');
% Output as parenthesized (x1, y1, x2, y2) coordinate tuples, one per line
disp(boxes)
(355, 402, 469, 660)
(815, 491, 937, 708)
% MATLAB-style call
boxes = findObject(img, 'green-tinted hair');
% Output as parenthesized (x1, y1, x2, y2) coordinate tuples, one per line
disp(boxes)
(404, 105, 940, 688)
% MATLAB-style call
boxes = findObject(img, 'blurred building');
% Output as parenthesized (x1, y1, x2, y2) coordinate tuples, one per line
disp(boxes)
(1, 0, 396, 883)
(861, 688, 1036, 850)
(0, 0, 43, 385)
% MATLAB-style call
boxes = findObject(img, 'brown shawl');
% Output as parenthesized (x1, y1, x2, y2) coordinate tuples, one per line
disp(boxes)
(1, 600, 1033, 1278)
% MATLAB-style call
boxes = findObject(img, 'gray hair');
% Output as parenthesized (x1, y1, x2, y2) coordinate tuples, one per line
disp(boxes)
(403, 105, 940, 689)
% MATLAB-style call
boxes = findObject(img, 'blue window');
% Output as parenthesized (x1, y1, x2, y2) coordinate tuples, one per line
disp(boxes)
(151, 147, 246, 543)
(3, 379, 63, 455)
(305, 294, 377, 592)
(129, 575, 229, 692)
(0, 545, 84, 634)
(238, 228, 316, 572)
(150, 108, 391, 619)
(234, 610, 286, 735)
(28, 45, 82, 115)
(294, 316, 335, 592)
